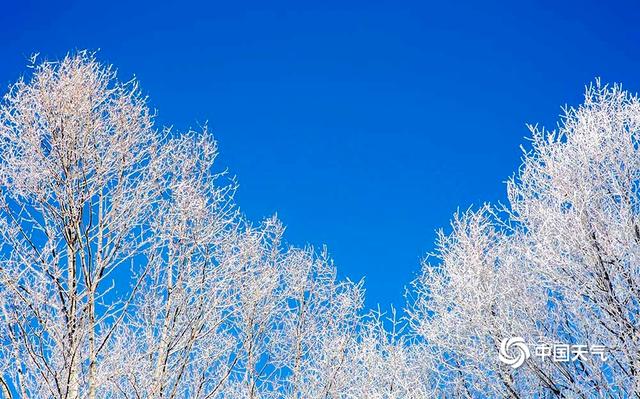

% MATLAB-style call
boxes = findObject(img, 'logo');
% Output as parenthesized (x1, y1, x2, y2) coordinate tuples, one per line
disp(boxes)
(498, 337, 608, 368)
(498, 337, 530, 369)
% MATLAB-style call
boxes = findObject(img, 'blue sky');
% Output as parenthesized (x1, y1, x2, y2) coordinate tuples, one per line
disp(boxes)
(2, 0, 640, 309)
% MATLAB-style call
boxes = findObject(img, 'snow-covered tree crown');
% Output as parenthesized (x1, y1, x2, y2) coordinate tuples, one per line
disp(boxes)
(409, 81, 640, 396)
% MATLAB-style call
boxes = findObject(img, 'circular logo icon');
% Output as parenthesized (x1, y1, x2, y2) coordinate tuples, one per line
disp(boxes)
(498, 337, 530, 369)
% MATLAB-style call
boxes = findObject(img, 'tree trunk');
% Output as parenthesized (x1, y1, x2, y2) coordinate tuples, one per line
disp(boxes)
(67, 240, 80, 399)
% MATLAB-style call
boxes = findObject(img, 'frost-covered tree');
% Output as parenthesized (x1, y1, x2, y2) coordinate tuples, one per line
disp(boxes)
(409, 81, 640, 397)
(0, 52, 162, 399)
(0, 52, 371, 399)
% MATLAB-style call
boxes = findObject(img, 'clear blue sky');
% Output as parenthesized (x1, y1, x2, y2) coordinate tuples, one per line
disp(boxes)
(2, 0, 640, 309)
